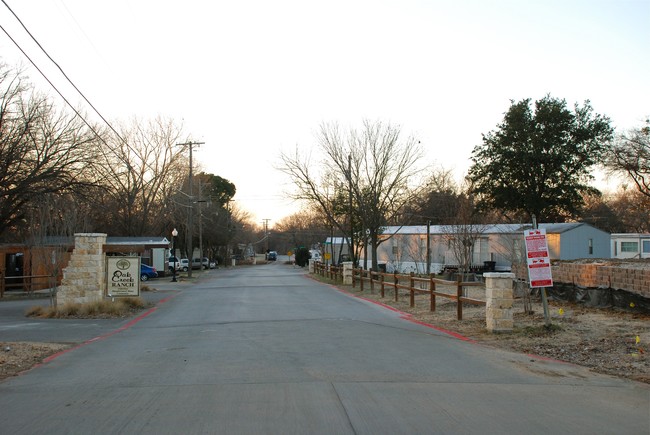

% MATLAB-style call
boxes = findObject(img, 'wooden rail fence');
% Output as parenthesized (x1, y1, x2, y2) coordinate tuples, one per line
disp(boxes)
(313, 261, 344, 283)
(353, 268, 485, 320)
(0, 271, 54, 298)
(311, 261, 486, 320)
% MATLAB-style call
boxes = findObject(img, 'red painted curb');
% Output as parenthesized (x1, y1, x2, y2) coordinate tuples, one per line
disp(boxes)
(328, 280, 477, 343)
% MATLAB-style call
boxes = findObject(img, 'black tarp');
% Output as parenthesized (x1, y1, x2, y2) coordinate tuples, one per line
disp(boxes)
(546, 283, 650, 312)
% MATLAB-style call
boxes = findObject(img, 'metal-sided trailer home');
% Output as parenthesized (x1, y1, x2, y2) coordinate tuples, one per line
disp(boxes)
(323, 236, 352, 264)
(611, 233, 650, 259)
(363, 223, 610, 274)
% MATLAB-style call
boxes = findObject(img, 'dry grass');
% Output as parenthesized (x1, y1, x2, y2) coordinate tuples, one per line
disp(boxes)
(25, 297, 149, 319)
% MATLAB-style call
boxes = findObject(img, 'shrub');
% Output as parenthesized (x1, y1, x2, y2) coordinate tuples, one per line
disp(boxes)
(295, 247, 311, 267)
(25, 305, 45, 317)
(25, 297, 148, 319)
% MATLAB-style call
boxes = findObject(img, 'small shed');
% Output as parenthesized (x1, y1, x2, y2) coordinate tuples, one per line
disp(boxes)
(105, 237, 170, 274)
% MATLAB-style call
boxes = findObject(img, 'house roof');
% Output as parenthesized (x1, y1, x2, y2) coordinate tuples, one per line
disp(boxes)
(379, 222, 608, 236)
(106, 237, 170, 245)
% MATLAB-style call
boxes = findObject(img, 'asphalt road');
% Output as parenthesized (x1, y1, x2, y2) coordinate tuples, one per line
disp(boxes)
(1, 264, 648, 434)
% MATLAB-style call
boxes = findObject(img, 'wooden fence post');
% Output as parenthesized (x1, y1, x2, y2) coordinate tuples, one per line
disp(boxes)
(380, 273, 385, 298)
(360, 269, 364, 292)
(429, 273, 436, 312)
(409, 272, 415, 307)
(394, 272, 399, 302)
(370, 271, 374, 294)
(456, 277, 463, 320)
(352, 267, 356, 288)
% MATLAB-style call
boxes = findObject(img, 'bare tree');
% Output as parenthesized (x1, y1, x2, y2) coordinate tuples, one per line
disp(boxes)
(441, 192, 487, 280)
(93, 116, 187, 236)
(0, 65, 101, 242)
(402, 165, 463, 225)
(607, 186, 650, 233)
(280, 120, 424, 271)
(605, 119, 650, 198)
(26, 193, 83, 305)
(273, 207, 331, 255)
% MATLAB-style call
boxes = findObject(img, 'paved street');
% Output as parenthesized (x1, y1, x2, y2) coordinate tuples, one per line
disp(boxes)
(1, 263, 648, 434)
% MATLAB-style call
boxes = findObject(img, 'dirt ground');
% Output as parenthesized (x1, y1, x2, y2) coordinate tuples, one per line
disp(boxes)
(2, 282, 649, 384)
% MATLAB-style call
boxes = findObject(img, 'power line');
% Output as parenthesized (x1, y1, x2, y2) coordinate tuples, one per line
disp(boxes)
(0, 22, 105, 141)
(0, 0, 193, 192)
(1, 0, 129, 147)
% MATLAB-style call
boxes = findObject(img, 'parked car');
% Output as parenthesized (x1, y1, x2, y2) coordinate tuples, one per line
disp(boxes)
(180, 258, 206, 271)
(201, 257, 210, 269)
(180, 258, 190, 271)
(267, 251, 277, 261)
(168, 256, 181, 272)
(192, 258, 207, 270)
(140, 264, 158, 281)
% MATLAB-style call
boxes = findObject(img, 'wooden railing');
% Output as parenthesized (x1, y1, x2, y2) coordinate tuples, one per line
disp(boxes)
(313, 261, 344, 283)
(352, 268, 485, 320)
(0, 271, 54, 298)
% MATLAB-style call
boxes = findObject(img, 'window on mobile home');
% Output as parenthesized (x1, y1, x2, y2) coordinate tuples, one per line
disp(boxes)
(621, 242, 639, 253)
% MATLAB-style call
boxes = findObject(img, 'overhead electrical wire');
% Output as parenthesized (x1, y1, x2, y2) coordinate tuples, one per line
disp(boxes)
(0, 0, 218, 222)
(0, 0, 129, 148)
(0, 0, 196, 199)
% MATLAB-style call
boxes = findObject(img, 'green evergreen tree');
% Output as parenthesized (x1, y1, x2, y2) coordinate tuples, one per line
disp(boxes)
(468, 95, 613, 222)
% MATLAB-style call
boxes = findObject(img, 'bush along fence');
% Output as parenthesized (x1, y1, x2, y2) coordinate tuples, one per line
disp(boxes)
(309, 260, 515, 333)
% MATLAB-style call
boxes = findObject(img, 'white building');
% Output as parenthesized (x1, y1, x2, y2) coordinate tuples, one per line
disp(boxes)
(611, 233, 650, 259)
(360, 223, 610, 274)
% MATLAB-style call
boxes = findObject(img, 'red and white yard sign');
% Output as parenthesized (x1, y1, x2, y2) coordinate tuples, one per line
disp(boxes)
(524, 228, 553, 288)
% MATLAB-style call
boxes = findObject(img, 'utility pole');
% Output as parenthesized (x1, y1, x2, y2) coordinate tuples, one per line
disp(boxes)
(426, 220, 431, 275)
(262, 219, 271, 257)
(348, 154, 354, 266)
(177, 141, 204, 278)
(198, 178, 203, 269)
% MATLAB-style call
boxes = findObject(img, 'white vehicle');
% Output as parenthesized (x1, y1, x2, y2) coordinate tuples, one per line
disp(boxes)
(168, 256, 181, 272)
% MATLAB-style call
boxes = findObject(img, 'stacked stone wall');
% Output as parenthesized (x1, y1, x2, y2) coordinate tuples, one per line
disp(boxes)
(512, 260, 650, 299)
(57, 233, 107, 305)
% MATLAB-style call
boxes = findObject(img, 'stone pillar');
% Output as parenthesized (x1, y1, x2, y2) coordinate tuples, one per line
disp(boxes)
(484, 272, 515, 333)
(342, 261, 353, 285)
(57, 233, 107, 305)
(308, 259, 315, 273)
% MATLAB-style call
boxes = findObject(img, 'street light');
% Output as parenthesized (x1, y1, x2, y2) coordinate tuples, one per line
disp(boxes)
(171, 228, 178, 282)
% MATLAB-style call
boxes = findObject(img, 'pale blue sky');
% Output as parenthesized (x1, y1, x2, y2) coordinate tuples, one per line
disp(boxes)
(1, 0, 648, 225)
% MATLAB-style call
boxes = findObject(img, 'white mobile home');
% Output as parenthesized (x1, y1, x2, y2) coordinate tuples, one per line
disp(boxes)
(611, 233, 650, 259)
(362, 223, 610, 274)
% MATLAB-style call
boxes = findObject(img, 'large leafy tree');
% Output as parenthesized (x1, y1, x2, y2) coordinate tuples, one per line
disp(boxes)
(468, 95, 613, 222)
